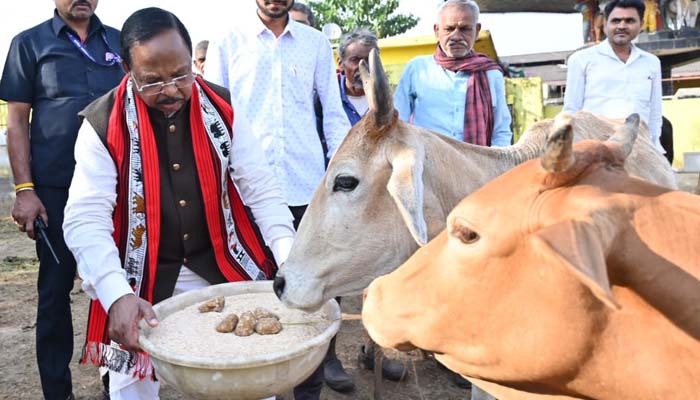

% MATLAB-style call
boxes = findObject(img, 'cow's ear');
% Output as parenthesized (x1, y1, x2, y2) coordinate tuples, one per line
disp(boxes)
(531, 220, 620, 310)
(387, 145, 428, 246)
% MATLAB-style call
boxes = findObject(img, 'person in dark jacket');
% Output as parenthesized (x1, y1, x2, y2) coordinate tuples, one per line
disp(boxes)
(0, 1, 124, 398)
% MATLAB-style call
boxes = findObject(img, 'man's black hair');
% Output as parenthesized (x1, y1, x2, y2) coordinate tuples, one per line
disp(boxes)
(290, 2, 315, 28)
(120, 7, 193, 67)
(604, 0, 646, 21)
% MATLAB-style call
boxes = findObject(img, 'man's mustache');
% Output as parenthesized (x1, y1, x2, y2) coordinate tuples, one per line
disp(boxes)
(157, 97, 184, 106)
(447, 40, 469, 47)
(351, 72, 364, 90)
(71, 0, 92, 8)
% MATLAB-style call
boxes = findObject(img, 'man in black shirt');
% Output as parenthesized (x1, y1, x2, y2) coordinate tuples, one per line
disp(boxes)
(0, 1, 124, 399)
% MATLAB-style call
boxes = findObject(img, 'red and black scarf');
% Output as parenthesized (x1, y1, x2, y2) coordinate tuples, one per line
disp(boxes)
(80, 76, 275, 378)
(433, 45, 504, 146)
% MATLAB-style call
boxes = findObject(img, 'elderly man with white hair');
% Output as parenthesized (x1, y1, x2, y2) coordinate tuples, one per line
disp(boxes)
(394, 0, 512, 149)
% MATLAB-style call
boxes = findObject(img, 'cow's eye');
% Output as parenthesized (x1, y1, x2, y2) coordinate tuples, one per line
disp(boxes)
(333, 175, 359, 192)
(450, 223, 480, 244)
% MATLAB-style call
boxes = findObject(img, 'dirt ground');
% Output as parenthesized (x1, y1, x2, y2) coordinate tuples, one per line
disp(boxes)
(1, 172, 698, 400)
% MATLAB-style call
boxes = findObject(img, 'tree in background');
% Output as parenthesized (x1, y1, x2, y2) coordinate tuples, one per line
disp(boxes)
(308, 0, 419, 38)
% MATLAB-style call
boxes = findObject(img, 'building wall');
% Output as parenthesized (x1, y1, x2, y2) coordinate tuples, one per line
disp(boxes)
(662, 98, 700, 170)
(505, 77, 544, 142)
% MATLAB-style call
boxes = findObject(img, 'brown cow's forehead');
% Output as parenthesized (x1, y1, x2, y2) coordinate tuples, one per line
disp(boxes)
(452, 141, 626, 232)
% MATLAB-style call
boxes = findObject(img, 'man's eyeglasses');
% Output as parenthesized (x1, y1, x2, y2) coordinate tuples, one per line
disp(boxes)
(131, 72, 194, 96)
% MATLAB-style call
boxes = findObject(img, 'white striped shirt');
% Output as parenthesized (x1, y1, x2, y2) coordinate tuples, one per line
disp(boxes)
(206, 16, 351, 206)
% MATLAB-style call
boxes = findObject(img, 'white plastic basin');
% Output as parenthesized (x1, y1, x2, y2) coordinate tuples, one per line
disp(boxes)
(138, 281, 341, 400)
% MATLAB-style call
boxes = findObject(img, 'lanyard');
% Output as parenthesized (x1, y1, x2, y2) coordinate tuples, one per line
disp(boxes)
(66, 31, 122, 67)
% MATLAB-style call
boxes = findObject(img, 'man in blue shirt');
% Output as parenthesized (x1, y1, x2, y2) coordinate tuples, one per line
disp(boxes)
(0, 1, 124, 398)
(395, 2, 506, 398)
(336, 28, 379, 126)
(394, 0, 512, 148)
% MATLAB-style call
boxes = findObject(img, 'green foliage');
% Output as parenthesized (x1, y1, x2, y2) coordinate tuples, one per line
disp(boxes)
(308, 0, 419, 39)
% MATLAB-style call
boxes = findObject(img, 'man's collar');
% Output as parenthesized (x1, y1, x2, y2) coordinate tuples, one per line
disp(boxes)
(338, 72, 349, 99)
(285, 18, 300, 37)
(250, 11, 268, 35)
(251, 10, 295, 38)
(339, 72, 366, 100)
(598, 38, 640, 63)
(51, 9, 104, 38)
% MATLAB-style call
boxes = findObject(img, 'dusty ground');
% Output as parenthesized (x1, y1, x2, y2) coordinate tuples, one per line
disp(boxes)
(1, 172, 698, 400)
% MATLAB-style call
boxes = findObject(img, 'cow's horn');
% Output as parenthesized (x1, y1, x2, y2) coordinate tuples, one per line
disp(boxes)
(541, 113, 575, 173)
(359, 48, 394, 128)
(607, 113, 639, 158)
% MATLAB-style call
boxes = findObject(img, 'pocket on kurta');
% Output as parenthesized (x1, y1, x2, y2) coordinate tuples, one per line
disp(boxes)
(627, 78, 652, 104)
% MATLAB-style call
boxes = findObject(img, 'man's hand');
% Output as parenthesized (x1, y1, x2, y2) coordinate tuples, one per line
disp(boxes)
(12, 190, 47, 240)
(108, 294, 159, 352)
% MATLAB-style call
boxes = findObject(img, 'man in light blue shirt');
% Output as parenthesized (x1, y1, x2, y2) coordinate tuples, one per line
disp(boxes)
(396, 3, 508, 398)
(394, 0, 512, 148)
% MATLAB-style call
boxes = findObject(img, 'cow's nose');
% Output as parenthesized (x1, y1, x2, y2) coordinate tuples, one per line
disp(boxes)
(273, 275, 285, 299)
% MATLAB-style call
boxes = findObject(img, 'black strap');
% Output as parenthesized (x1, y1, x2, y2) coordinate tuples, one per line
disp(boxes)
(313, 90, 329, 169)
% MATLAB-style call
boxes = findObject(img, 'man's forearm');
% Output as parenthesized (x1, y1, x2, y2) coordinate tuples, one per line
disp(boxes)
(6, 102, 33, 184)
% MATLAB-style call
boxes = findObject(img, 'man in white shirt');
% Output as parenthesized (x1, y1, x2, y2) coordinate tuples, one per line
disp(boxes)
(563, 0, 664, 152)
(63, 8, 294, 399)
(205, 1, 350, 219)
(205, 1, 350, 399)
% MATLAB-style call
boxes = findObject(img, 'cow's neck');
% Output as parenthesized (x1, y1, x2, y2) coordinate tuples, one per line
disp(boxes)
(572, 287, 700, 399)
(421, 131, 539, 206)
(608, 190, 700, 338)
(575, 191, 700, 398)
(421, 137, 500, 216)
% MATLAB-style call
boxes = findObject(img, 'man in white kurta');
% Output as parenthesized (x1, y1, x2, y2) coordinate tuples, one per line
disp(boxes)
(564, 0, 663, 152)
(63, 8, 294, 400)
(205, 1, 351, 211)
(205, 3, 350, 397)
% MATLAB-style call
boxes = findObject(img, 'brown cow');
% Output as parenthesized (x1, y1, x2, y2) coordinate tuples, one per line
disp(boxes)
(362, 114, 700, 400)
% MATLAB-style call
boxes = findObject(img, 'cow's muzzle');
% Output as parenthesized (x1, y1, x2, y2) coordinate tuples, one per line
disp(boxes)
(273, 275, 285, 299)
